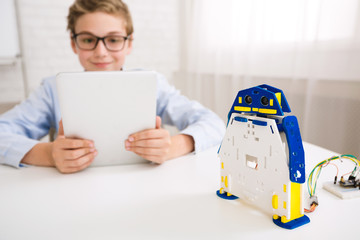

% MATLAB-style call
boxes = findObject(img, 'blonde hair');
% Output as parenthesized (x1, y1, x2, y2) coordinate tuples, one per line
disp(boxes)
(67, 0, 134, 36)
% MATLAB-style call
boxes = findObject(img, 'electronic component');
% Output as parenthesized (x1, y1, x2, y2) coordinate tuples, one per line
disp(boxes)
(323, 181, 360, 199)
(309, 196, 318, 207)
(339, 176, 360, 188)
(307, 155, 360, 204)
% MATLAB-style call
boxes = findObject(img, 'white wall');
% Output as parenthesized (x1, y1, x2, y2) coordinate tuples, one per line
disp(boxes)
(0, 0, 180, 103)
(0, 59, 25, 103)
(126, 0, 180, 81)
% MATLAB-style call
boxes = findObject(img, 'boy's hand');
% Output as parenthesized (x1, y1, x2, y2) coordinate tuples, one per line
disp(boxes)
(125, 116, 171, 164)
(125, 116, 195, 164)
(51, 120, 97, 173)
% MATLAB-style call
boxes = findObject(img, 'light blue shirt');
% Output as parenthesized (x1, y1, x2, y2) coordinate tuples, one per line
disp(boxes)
(0, 72, 225, 168)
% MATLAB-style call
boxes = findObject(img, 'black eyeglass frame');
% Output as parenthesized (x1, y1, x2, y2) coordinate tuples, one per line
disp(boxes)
(72, 33, 131, 52)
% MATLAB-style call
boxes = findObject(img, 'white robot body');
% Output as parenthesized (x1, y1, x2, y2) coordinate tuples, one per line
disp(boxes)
(217, 85, 309, 229)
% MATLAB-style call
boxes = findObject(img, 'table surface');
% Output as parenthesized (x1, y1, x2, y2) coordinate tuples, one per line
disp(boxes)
(0, 142, 359, 240)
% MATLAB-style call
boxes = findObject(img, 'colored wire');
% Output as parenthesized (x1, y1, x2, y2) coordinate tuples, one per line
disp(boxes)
(304, 204, 316, 213)
(341, 171, 353, 178)
(305, 154, 359, 213)
(307, 154, 359, 198)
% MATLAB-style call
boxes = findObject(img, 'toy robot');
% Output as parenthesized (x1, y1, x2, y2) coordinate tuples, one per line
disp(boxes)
(217, 84, 310, 229)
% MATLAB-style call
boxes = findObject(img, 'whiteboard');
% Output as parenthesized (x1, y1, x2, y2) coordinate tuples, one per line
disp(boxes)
(0, 0, 20, 62)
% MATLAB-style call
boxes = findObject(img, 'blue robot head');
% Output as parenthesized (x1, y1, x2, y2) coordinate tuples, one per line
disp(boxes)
(227, 84, 291, 122)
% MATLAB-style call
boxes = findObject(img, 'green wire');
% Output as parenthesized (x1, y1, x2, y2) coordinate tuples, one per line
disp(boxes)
(313, 166, 323, 196)
(307, 159, 327, 196)
(307, 155, 360, 198)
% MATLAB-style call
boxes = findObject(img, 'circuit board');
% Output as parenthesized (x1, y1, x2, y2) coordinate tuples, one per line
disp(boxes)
(323, 181, 360, 199)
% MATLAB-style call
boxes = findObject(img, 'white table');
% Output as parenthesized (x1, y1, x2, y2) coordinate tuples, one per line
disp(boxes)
(0, 142, 359, 240)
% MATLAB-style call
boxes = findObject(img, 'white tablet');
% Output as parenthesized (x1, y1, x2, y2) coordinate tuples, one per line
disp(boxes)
(56, 71, 157, 166)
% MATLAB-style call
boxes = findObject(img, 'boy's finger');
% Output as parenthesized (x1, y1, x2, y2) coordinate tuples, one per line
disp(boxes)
(60, 155, 95, 173)
(64, 151, 97, 167)
(130, 146, 164, 156)
(156, 116, 162, 129)
(63, 147, 96, 160)
(126, 139, 165, 148)
(60, 138, 94, 149)
(58, 119, 65, 136)
(136, 153, 166, 164)
(128, 129, 168, 142)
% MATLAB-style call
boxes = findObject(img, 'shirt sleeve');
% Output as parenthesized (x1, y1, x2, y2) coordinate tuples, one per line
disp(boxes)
(0, 77, 57, 168)
(155, 73, 225, 153)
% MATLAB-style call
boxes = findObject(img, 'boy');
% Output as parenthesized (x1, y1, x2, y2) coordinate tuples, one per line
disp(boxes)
(0, 0, 225, 173)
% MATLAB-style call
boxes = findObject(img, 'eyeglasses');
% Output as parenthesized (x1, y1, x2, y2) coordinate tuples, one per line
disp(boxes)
(72, 33, 131, 52)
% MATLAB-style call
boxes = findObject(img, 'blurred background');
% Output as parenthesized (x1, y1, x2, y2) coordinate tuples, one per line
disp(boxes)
(1, 0, 360, 156)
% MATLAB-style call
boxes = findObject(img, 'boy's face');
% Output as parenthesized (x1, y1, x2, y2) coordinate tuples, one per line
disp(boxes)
(71, 12, 132, 71)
